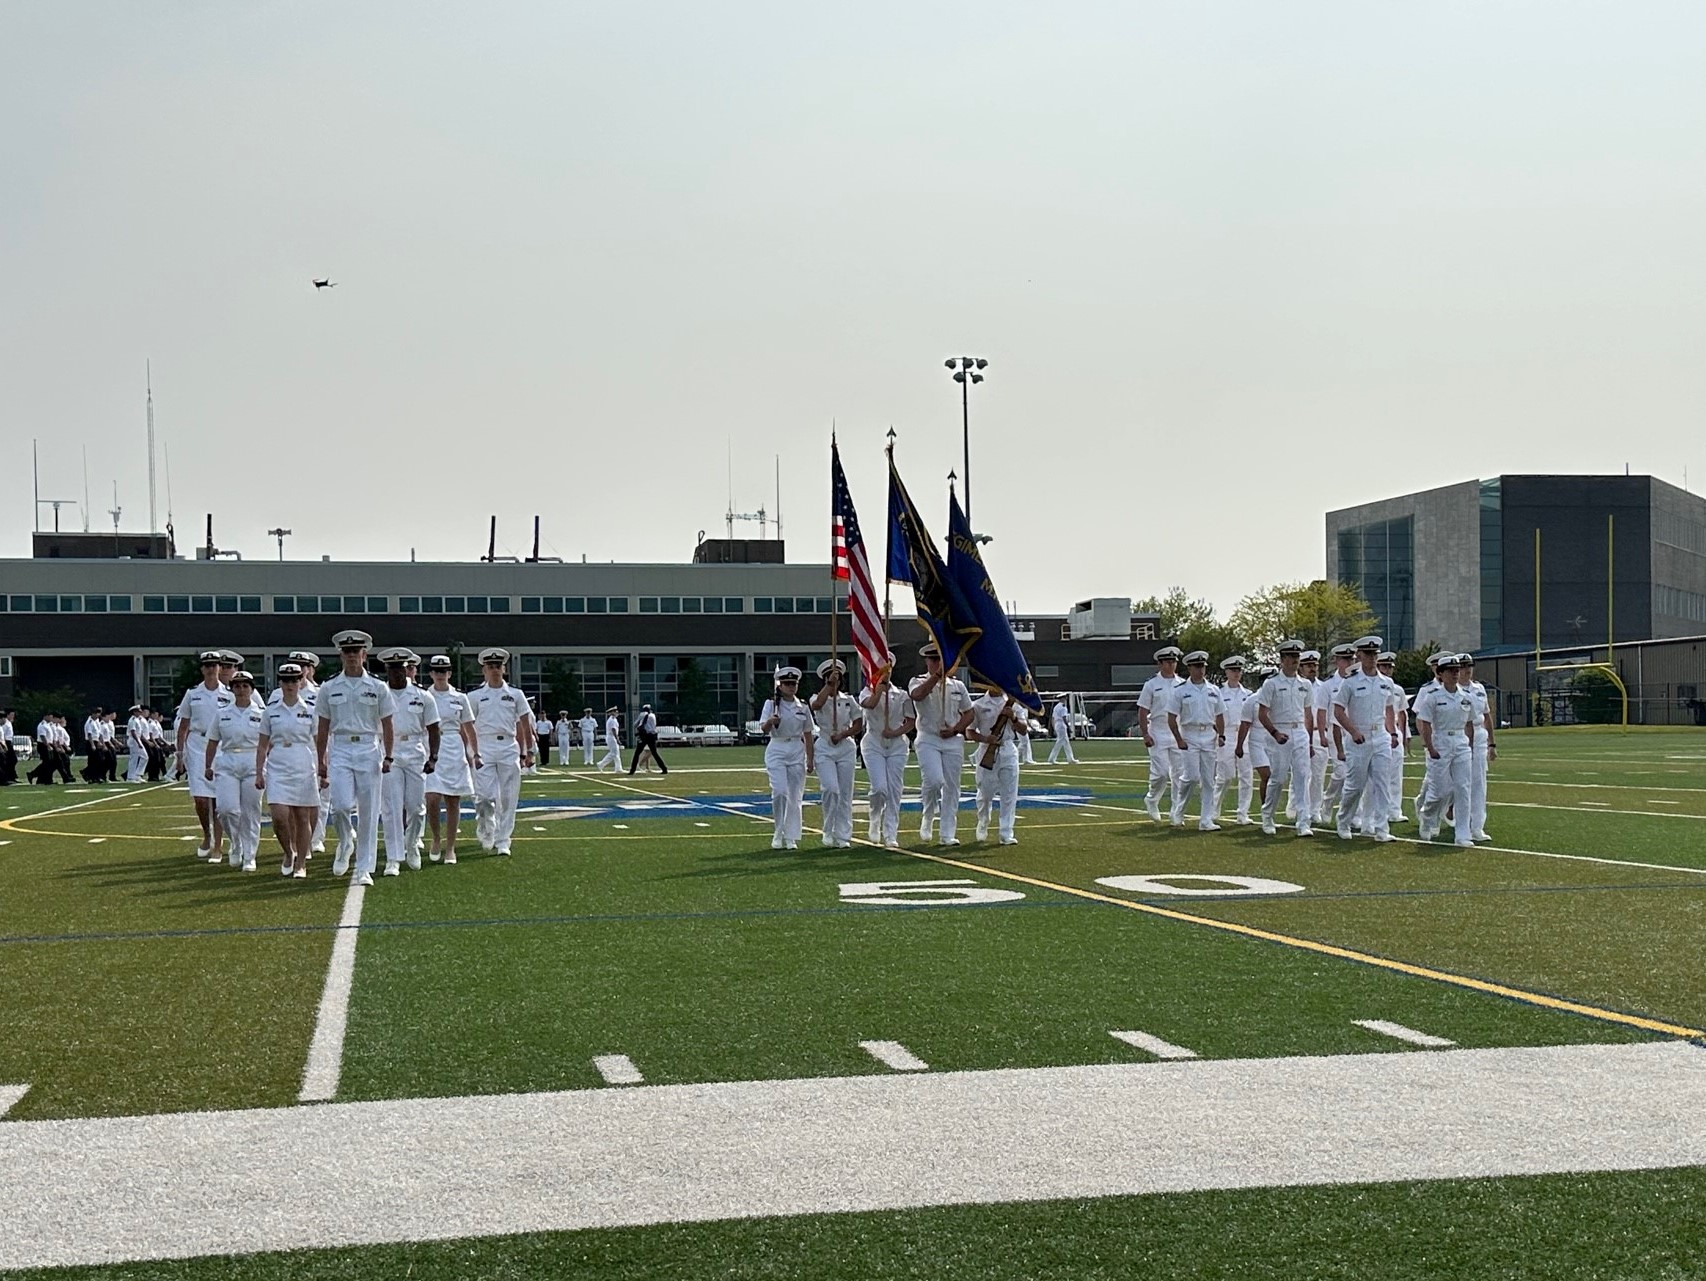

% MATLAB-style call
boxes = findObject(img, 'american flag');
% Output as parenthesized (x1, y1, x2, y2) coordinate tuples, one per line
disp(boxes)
(832, 441, 889, 681)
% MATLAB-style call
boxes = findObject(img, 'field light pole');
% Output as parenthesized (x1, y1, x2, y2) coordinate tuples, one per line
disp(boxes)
(944, 356, 987, 526)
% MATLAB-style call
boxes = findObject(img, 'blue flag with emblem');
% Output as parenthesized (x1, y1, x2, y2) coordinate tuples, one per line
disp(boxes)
(945, 489, 1043, 712)
(886, 454, 980, 672)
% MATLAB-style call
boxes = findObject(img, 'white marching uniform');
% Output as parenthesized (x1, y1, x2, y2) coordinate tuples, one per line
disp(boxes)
(1047, 700, 1077, 764)
(1138, 673, 1184, 820)
(579, 714, 599, 766)
(1312, 672, 1345, 825)
(861, 685, 912, 846)
(1384, 681, 1409, 823)
(1463, 678, 1492, 839)
(1255, 672, 1313, 834)
(762, 696, 814, 848)
(206, 701, 265, 868)
(126, 712, 148, 781)
(812, 691, 861, 848)
(1416, 686, 1476, 845)
(317, 671, 396, 878)
(1215, 683, 1254, 822)
(1168, 679, 1224, 830)
(554, 717, 573, 768)
(261, 699, 320, 808)
(598, 715, 623, 772)
(971, 694, 1022, 843)
(908, 675, 974, 843)
(1409, 678, 1442, 813)
(428, 687, 476, 797)
(470, 682, 532, 853)
(272, 679, 327, 847)
(1331, 669, 1398, 841)
(381, 682, 441, 869)
(1016, 712, 1036, 764)
(176, 683, 234, 801)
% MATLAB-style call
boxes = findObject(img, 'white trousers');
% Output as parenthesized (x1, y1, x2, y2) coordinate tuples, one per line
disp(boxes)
(864, 748, 907, 843)
(1309, 741, 1331, 823)
(1261, 730, 1312, 833)
(1336, 735, 1392, 838)
(975, 745, 1019, 841)
(1047, 726, 1077, 764)
(765, 744, 807, 845)
(598, 738, 623, 772)
(1144, 739, 1179, 814)
(1214, 742, 1253, 820)
(214, 764, 262, 866)
(476, 753, 522, 850)
(916, 736, 965, 841)
(1385, 742, 1407, 821)
(1170, 735, 1219, 828)
(1469, 741, 1490, 836)
(127, 737, 146, 782)
(582, 737, 596, 766)
(1419, 738, 1474, 843)
(328, 745, 382, 876)
(1017, 732, 1034, 764)
(381, 762, 427, 864)
(816, 749, 856, 846)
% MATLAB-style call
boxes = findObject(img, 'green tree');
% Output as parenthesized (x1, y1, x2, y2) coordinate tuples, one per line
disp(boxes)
(542, 660, 585, 720)
(171, 655, 203, 707)
(1393, 643, 1439, 695)
(674, 658, 714, 725)
(1569, 667, 1622, 724)
(1228, 581, 1378, 661)
(1177, 618, 1248, 672)
(1131, 587, 1217, 639)
(11, 687, 85, 733)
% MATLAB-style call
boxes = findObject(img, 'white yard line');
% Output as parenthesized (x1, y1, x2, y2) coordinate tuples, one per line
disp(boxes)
(0, 1084, 29, 1118)
(1353, 1020, 1456, 1049)
(298, 880, 368, 1103)
(592, 1055, 644, 1086)
(1109, 1030, 1198, 1060)
(1490, 800, 1703, 821)
(0, 781, 175, 828)
(4, 1042, 1705, 1271)
(860, 1040, 929, 1071)
(1391, 835, 1706, 878)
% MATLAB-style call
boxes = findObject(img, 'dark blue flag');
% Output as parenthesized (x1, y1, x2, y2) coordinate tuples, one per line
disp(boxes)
(946, 490, 1043, 712)
(887, 455, 980, 672)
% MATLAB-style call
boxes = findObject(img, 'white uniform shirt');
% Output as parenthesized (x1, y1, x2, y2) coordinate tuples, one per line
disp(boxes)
(971, 694, 1022, 751)
(177, 684, 234, 740)
(1416, 686, 1476, 739)
(469, 682, 533, 753)
(579, 714, 598, 745)
(909, 676, 974, 740)
(1315, 673, 1346, 737)
(388, 682, 442, 757)
(316, 672, 397, 743)
(84, 717, 102, 745)
(206, 701, 266, 765)
(1462, 680, 1490, 739)
(430, 688, 476, 748)
(811, 692, 862, 746)
(1218, 684, 1251, 736)
(0, 720, 12, 747)
(1254, 672, 1312, 729)
(1052, 701, 1071, 731)
(1333, 670, 1397, 736)
(604, 714, 620, 744)
(761, 697, 815, 743)
(1172, 680, 1225, 730)
(555, 716, 573, 748)
(861, 687, 913, 752)
(1386, 682, 1410, 740)
(262, 698, 319, 752)
(1137, 674, 1183, 734)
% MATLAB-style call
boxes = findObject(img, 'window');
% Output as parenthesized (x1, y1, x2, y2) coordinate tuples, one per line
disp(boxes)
(216, 596, 238, 613)
(815, 598, 831, 614)
(639, 597, 659, 614)
(191, 596, 214, 613)
(86, 595, 108, 613)
(488, 597, 510, 613)
(522, 597, 542, 613)
(754, 597, 773, 613)
(798, 598, 817, 613)
(275, 597, 297, 613)
(6, 596, 27, 612)
(587, 597, 608, 614)
(167, 596, 190, 613)
(444, 597, 466, 613)
(35, 595, 58, 612)
(1479, 478, 1503, 650)
(338, 596, 363, 612)
(564, 597, 585, 613)
(59, 596, 83, 612)
(240, 596, 261, 613)
(1110, 665, 1144, 686)
(661, 597, 680, 613)
(367, 596, 388, 612)
(701, 597, 721, 614)
(1034, 665, 1060, 679)
(144, 596, 165, 613)
(297, 596, 319, 613)
(467, 597, 489, 614)
(724, 597, 744, 613)
(683, 597, 702, 613)
(0, 656, 10, 678)
(399, 596, 420, 613)
(773, 597, 794, 614)
(836, 596, 850, 613)
(109, 595, 132, 612)
(420, 596, 443, 613)
(608, 597, 628, 613)
(1336, 514, 1415, 652)
(544, 597, 564, 614)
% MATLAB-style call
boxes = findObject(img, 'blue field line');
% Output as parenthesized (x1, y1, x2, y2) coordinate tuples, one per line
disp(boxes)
(516, 788, 1094, 819)
(0, 895, 1093, 949)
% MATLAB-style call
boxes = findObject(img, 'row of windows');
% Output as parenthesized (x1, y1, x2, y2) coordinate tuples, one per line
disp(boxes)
(1655, 584, 1706, 624)
(0, 592, 844, 617)
(1654, 510, 1706, 558)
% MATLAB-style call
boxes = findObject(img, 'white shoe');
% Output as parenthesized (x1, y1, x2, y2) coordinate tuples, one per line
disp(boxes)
(292, 867, 307, 879)
(332, 847, 351, 876)
(999, 836, 1018, 846)
(194, 845, 212, 861)
(1338, 831, 1354, 841)
(444, 850, 457, 865)
(975, 827, 989, 842)
(382, 862, 401, 877)
(227, 851, 241, 867)
(1261, 823, 1277, 836)
(242, 859, 256, 872)
(354, 872, 374, 887)
(939, 837, 961, 847)
(428, 849, 443, 863)
(1169, 819, 1185, 829)
(919, 827, 934, 842)
(1236, 816, 1252, 825)
(1198, 822, 1221, 832)
(784, 841, 798, 850)
(884, 838, 900, 849)
(1146, 805, 1161, 822)
(1297, 826, 1314, 838)
(1372, 832, 1396, 844)
(1472, 832, 1492, 842)
(309, 841, 325, 854)
(771, 837, 784, 850)
(1455, 840, 1475, 849)
(405, 849, 421, 871)
(281, 861, 293, 877)
(495, 846, 511, 857)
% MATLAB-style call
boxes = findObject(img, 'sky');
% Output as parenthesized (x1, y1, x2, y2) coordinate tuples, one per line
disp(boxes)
(4, 1, 1705, 617)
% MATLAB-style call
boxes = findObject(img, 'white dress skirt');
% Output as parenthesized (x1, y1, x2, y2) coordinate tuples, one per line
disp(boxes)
(428, 732, 473, 797)
(262, 702, 322, 808)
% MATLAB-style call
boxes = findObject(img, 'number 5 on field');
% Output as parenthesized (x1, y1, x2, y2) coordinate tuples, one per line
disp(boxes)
(839, 879, 1026, 906)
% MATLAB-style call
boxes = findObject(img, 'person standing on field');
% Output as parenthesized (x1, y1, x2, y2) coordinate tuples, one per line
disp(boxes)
(1138, 646, 1185, 823)
(1047, 696, 1078, 765)
(858, 657, 914, 849)
(907, 641, 975, 846)
(424, 655, 478, 865)
(315, 630, 396, 886)
(578, 707, 599, 767)
(1166, 652, 1225, 831)
(1255, 641, 1315, 838)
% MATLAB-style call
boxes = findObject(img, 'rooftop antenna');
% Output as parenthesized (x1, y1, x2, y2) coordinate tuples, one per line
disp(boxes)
(724, 441, 769, 539)
(146, 361, 158, 534)
(267, 527, 291, 560)
(774, 455, 783, 544)
(108, 482, 122, 533)
(163, 441, 176, 557)
(81, 446, 91, 532)
(32, 439, 76, 533)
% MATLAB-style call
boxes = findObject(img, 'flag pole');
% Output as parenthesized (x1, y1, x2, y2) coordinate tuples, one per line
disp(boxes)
(828, 428, 840, 733)
(882, 428, 897, 736)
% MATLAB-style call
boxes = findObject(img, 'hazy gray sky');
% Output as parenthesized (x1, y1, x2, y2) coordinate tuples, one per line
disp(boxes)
(5, 2, 1704, 616)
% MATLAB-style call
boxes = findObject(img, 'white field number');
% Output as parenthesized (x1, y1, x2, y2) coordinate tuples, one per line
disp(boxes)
(1094, 874, 1305, 897)
(839, 879, 1026, 906)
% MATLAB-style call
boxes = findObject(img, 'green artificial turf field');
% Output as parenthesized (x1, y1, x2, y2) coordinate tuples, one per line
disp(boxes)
(2, 727, 1703, 1277)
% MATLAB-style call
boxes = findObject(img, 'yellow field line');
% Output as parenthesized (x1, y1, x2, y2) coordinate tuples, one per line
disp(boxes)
(879, 845, 1706, 1041)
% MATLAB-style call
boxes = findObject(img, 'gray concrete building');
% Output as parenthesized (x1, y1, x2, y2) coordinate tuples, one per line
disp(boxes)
(1328, 475, 1706, 655)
